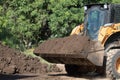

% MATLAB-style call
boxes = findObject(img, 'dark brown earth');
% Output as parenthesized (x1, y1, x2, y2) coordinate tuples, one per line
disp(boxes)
(0, 42, 61, 74)
(34, 35, 89, 55)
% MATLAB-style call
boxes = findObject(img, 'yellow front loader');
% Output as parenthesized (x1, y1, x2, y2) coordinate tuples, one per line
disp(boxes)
(34, 4, 120, 79)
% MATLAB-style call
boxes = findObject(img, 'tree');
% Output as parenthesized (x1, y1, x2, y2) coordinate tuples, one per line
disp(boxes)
(48, 0, 84, 38)
(112, 0, 120, 3)
(0, 0, 50, 50)
(0, 0, 109, 50)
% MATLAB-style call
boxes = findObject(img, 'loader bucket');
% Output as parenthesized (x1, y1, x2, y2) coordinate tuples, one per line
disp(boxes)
(34, 35, 104, 66)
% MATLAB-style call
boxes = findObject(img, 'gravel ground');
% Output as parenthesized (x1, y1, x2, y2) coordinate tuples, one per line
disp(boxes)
(0, 64, 111, 80)
(0, 72, 111, 80)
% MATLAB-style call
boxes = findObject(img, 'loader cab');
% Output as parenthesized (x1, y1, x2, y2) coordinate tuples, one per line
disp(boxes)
(84, 4, 120, 40)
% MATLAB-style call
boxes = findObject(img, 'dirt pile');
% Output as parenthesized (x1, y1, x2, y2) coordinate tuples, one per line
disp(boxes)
(0, 42, 61, 74)
(34, 35, 89, 55)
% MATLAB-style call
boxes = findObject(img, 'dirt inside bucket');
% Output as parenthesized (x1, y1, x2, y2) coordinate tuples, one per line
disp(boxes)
(34, 35, 89, 55)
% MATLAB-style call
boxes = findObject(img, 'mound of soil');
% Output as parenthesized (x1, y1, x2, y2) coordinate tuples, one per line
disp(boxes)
(0, 42, 61, 74)
(34, 35, 89, 55)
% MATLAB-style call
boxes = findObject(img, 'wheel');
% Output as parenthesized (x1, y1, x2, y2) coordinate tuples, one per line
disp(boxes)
(65, 64, 93, 76)
(106, 49, 120, 79)
(65, 64, 80, 76)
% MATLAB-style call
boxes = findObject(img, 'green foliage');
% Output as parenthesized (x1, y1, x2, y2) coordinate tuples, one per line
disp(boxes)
(0, 0, 49, 50)
(48, 0, 84, 37)
(0, 0, 115, 51)
(112, 0, 120, 3)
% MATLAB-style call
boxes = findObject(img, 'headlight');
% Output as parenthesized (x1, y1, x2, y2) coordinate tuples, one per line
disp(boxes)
(84, 6, 87, 11)
(104, 4, 108, 9)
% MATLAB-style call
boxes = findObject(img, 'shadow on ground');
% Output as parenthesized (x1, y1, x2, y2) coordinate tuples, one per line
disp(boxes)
(0, 74, 38, 80)
(48, 73, 106, 80)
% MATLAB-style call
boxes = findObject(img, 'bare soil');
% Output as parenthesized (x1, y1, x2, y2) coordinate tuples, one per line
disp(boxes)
(0, 71, 110, 80)
(0, 63, 109, 80)
(0, 42, 61, 74)
(34, 35, 89, 55)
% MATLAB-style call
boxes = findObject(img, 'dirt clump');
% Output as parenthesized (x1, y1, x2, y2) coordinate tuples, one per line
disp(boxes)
(0, 42, 61, 74)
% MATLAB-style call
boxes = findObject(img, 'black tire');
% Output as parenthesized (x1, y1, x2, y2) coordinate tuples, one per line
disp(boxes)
(65, 64, 80, 76)
(65, 64, 93, 76)
(106, 49, 120, 79)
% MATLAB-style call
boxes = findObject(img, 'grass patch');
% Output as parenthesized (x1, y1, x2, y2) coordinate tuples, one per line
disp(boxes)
(23, 48, 51, 65)
(23, 48, 59, 72)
